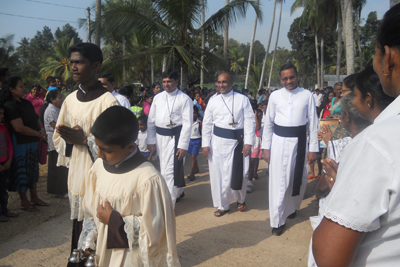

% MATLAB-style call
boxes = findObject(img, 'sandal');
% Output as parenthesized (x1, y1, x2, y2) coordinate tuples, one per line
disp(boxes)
(308, 174, 315, 180)
(5, 211, 18, 218)
(214, 209, 229, 217)
(20, 205, 40, 212)
(254, 173, 259, 180)
(187, 175, 196, 181)
(237, 202, 246, 212)
(31, 200, 49, 207)
(317, 175, 321, 180)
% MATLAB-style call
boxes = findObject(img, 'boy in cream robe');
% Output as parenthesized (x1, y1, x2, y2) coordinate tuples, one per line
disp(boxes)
(78, 106, 180, 267)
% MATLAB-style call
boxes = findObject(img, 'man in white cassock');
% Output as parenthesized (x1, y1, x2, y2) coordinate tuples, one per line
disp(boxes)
(262, 63, 319, 236)
(147, 70, 192, 207)
(202, 73, 255, 217)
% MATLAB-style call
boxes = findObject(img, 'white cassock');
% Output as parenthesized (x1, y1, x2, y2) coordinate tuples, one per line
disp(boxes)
(262, 87, 318, 228)
(147, 89, 193, 207)
(202, 90, 255, 211)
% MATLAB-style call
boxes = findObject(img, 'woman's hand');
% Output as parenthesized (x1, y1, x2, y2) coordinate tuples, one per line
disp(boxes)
(39, 128, 46, 140)
(318, 124, 332, 145)
(321, 158, 339, 183)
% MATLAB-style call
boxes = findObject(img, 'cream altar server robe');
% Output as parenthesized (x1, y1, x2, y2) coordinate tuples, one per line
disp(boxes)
(262, 87, 318, 228)
(202, 90, 255, 211)
(147, 89, 192, 206)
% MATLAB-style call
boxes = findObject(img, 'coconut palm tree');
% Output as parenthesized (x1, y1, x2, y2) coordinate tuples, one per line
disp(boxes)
(244, 0, 260, 90)
(99, 0, 262, 89)
(267, 0, 283, 89)
(343, 0, 355, 74)
(354, 0, 366, 71)
(229, 47, 245, 79)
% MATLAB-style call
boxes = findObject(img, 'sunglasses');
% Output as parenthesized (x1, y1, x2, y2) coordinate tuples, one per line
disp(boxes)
(280, 76, 296, 82)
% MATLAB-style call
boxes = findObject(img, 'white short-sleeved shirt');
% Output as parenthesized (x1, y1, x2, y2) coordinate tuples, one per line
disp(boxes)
(323, 96, 400, 266)
(136, 130, 149, 153)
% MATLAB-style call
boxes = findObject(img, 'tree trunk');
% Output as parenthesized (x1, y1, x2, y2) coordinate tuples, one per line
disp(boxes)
(181, 62, 188, 90)
(258, 0, 278, 91)
(151, 37, 154, 84)
(201, 0, 205, 89)
(224, 0, 229, 64)
(315, 34, 321, 89)
(355, 9, 363, 71)
(336, 12, 342, 81)
(320, 36, 324, 89)
(244, 0, 260, 90)
(267, 0, 282, 89)
(391, 0, 400, 7)
(344, 0, 355, 74)
(341, 0, 346, 50)
(95, 0, 101, 46)
(122, 36, 126, 86)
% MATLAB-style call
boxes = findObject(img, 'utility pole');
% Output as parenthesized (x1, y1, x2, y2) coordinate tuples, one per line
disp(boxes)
(151, 37, 154, 84)
(244, 0, 259, 90)
(95, 0, 101, 46)
(122, 37, 126, 86)
(87, 7, 91, 43)
(224, 0, 229, 64)
(200, 0, 205, 89)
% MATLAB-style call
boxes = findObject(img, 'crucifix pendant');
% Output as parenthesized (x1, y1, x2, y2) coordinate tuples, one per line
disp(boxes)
(229, 116, 238, 128)
(166, 119, 176, 129)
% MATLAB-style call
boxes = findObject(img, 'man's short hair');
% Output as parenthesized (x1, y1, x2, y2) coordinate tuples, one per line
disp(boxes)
(315, 89, 320, 92)
(54, 76, 62, 81)
(137, 115, 147, 124)
(91, 106, 138, 147)
(279, 63, 298, 76)
(99, 73, 115, 84)
(334, 82, 342, 88)
(46, 76, 55, 84)
(217, 72, 234, 83)
(0, 68, 9, 79)
(68, 43, 103, 64)
(162, 69, 179, 80)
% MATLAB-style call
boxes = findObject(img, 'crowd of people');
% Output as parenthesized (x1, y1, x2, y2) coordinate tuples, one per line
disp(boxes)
(0, 3, 400, 266)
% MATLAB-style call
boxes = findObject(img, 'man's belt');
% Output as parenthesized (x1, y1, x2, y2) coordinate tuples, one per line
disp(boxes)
(156, 125, 185, 188)
(213, 125, 244, 190)
(273, 123, 307, 196)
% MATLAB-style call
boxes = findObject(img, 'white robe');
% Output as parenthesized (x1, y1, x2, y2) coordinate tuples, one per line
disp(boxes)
(147, 89, 193, 206)
(262, 87, 318, 228)
(202, 90, 255, 210)
(79, 158, 180, 267)
(53, 91, 119, 221)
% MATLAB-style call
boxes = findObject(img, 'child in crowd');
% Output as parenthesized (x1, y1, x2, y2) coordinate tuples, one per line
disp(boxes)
(131, 96, 143, 118)
(78, 106, 180, 267)
(247, 108, 263, 193)
(193, 93, 204, 118)
(46, 76, 58, 91)
(0, 105, 17, 222)
(135, 115, 154, 161)
(61, 85, 69, 99)
(187, 106, 201, 181)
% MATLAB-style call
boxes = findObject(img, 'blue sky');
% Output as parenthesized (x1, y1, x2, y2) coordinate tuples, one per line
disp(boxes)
(0, 0, 389, 50)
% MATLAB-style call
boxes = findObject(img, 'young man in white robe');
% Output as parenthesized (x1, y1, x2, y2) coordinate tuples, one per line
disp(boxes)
(202, 72, 255, 217)
(78, 106, 180, 267)
(147, 70, 192, 207)
(262, 63, 319, 236)
(53, 43, 119, 267)
(98, 73, 131, 110)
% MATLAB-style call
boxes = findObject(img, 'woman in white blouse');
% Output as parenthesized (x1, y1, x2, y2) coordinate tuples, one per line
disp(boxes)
(312, 4, 400, 267)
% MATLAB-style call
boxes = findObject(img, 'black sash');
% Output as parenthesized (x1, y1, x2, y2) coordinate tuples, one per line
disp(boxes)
(213, 125, 244, 190)
(156, 125, 185, 188)
(274, 123, 307, 196)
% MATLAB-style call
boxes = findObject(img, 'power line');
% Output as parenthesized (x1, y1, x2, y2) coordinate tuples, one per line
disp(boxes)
(23, 0, 84, 10)
(0, 12, 78, 23)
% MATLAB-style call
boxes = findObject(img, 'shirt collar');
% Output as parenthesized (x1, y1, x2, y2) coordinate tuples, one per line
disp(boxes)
(114, 148, 137, 169)
(221, 89, 234, 98)
(166, 88, 179, 96)
(374, 96, 400, 123)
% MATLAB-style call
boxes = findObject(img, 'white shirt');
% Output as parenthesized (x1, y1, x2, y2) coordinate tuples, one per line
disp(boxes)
(191, 119, 201, 139)
(112, 90, 131, 109)
(202, 90, 255, 147)
(147, 89, 193, 150)
(136, 130, 149, 153)
(261, 87, 319, 152)
(313, 93, 323, 106)
(322, 96, 400, 266)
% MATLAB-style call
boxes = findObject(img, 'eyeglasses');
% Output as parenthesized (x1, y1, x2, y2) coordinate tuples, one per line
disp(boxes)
(341, 89, 351, 94)
(280, 76, 296, 82)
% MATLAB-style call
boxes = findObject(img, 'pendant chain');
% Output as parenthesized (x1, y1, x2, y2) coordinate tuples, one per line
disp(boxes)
(221, 91, 234, 117)
(166, 90, 178, 120)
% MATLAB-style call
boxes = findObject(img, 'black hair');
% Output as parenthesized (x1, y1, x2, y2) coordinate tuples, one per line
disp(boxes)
(0, 76, 22, 106)
(39, 90, 62, 127)
(122, 86, 134, 98)
(315, 89, 320, 92)
(0, 68, 9, 79)
(151, 82, 160, 90)
(343, 73, 357, 91)
(46, 76, 55, 84)
(118, 88, 128, 97)
(279, 63, 298, 76)
(355, 66, 395, 111)
(144, 90, 154, 100)
(54, 76, 62, 81)
(91, 106, 138, 148)
(376, 3, 400, 54)
(131, 96, 143, 106)
(137, 115, 147, 124)
(99, 73, 115, 84)
(162, 69, 179, 80)
(68, 42, 103, 64)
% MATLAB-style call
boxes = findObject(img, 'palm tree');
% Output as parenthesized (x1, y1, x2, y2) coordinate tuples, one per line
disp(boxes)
(229, 47, 245, 79)
(267, 0, 283, 89)
(259, 0, 278, 91)
(0, 35, 18, 69)
(354, 0, 366, 71)
(343, 0, 355, 74)
(244, 0, 260, 90)
(100, 0, 262, 89)
(224, 0, 230, 64)
(40, 37, 75, 87)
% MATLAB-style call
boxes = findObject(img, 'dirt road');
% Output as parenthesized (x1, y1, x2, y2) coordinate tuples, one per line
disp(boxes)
(0, 155, 318, 267)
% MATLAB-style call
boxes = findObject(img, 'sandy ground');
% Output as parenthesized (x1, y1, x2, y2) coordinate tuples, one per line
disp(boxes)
(0, 155, 319, 267)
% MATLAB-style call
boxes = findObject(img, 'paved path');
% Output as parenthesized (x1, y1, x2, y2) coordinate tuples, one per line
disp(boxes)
(0, 155, 318, 267)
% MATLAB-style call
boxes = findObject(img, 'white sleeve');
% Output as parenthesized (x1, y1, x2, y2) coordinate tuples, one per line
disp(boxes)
(147, 98, 157, 145)
(177, 95, 193, 150)
(261, 93, 276, 150)
(121, 97, 131, 109)
(307, 93, 319, 152)
(201, 98, 214, 148)
(243, 97, 255, 145)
